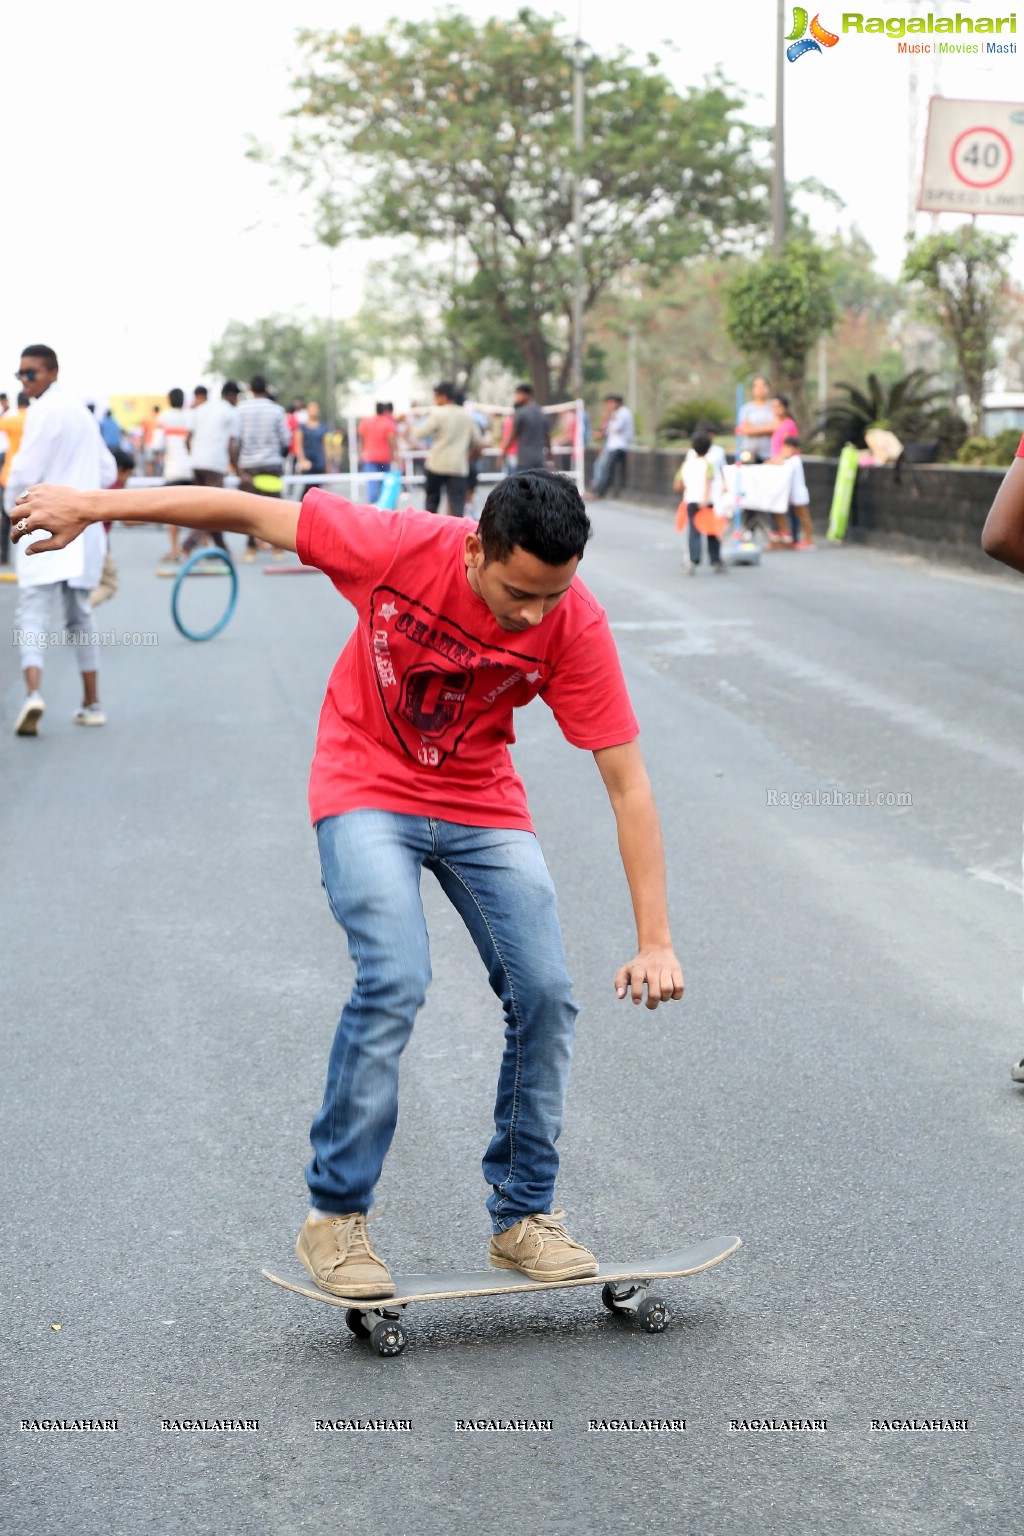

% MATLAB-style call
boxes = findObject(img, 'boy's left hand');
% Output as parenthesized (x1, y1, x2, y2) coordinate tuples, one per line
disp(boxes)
(615, 946, 685, 1009)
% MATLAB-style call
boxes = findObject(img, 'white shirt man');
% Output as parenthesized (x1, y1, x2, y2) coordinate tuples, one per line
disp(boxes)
(589, 394, 634, 499)
(605, 401, 635, 452)
(7, 349, 117, 735)
(189, 391, 239, 480)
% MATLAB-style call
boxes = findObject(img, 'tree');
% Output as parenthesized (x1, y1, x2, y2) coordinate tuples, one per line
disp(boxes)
(901, 226, 1013, 426)
(206, 315, 360, 419)
(723, 241, 838, 428)
(269, 10, 770, 400)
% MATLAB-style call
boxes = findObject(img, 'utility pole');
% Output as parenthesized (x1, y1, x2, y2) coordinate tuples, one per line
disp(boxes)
(773, 0, 786, 253)
(325, 263, 337, 432)
(571, 34, 586, 397)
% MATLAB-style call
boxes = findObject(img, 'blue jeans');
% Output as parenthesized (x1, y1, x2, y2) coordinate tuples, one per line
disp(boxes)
(309, 811, 579, 1231)
(361, 461, 389, 503)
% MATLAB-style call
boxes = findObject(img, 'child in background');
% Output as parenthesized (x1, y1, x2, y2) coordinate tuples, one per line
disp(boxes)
(90, 446, 135, 607)
(767, 396, 800, 544)
(675, 430, 726, 575)
(778, 435, 815, 549)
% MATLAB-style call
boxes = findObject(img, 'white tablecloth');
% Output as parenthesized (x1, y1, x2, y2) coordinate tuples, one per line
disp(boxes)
(722, 461, 798, 514)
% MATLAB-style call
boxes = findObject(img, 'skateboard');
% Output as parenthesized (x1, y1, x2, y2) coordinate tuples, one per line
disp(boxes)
(262, 1234, 742, 1357)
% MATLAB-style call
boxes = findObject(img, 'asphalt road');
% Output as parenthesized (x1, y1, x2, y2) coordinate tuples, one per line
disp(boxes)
(2, 502, 1023, 1535)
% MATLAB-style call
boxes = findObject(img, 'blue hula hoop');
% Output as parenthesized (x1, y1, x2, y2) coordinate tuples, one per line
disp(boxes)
(171, 548, 238, 641)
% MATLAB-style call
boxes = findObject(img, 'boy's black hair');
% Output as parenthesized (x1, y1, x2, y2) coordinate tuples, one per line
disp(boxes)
(515, 382, 534, 396)
(16, 392, 29, 408)
(434, 380, 456, 399)
(21, 344, 58, 371)
(477, 468, 591, 566)
(168, 387, 185, 409)
(690, 430, 712, 457)
(783, 434, 801, 450)
(112, 446, 136, 472)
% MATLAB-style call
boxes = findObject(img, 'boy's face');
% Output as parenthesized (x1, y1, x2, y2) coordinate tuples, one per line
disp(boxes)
(464, 535, 578, 632)
(780, 442, 797, 459)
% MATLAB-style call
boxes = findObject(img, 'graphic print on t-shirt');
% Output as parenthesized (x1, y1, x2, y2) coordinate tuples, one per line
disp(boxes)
(369, 585, 547, 768)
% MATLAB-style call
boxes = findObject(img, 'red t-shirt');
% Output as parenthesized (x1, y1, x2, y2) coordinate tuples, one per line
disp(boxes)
(1016, 433, 1024, 457)
(359, 415, 396, 461)
(296, 492, 639, 831)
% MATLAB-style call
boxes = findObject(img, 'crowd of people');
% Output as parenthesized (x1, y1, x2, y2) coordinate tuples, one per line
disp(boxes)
(0, 350, 814, 741)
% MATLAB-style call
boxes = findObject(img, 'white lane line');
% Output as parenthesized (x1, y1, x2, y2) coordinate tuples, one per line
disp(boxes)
(966, 867, 1023, 896)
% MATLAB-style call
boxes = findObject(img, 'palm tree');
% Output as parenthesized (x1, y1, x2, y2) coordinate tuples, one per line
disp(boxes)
(818, 370, 950, 453)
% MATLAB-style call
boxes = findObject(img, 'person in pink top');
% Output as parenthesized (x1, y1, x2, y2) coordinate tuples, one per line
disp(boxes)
(769, 395, 799, 461)
(14, 467, 684, 1301)
(358, 402, 398, 502)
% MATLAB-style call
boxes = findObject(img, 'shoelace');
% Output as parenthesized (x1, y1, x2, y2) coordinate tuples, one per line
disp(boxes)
(515, 1213, 578, 1251)
(332, 1214, 375, 1260)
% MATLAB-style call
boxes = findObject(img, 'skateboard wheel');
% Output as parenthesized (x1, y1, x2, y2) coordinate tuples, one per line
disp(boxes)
(601, 1284, 626, 1313)
(345, 1309, 370, 1338)
(370, 1320, 407, 1357)
(636, 1297, 670, 1334)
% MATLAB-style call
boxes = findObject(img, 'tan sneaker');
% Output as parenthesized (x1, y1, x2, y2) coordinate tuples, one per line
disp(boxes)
(295, 1212, 395, 1299)
(488, 1212, 598, 1281)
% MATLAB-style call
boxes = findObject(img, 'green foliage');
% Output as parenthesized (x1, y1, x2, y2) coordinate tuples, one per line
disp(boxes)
(901, 226, 1013, 425)
(271, 10, 770, 399)
(656, 396, 731, 438)
(723, 241, 837, 421)
(724, 242, 838, 370)
(955, 428, 1021, 467)
(818, 370, 952, 454)
(207, 315, 360, 415)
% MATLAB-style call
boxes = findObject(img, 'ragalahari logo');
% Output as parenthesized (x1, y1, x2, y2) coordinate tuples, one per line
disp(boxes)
(786, 8, 840, 60)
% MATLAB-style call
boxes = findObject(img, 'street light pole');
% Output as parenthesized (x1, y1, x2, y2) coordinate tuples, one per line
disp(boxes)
(571, 34, 586, 397)
(773, 0, 786, 253)
(325, 260, 337, 433)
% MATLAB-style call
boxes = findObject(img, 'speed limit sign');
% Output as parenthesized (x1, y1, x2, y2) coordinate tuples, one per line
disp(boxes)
(951, 126, 1012, 189)
(920, 99, 1024, 215)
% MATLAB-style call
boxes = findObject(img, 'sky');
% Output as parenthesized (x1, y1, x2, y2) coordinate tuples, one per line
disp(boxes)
(5, 0, 1022, 403)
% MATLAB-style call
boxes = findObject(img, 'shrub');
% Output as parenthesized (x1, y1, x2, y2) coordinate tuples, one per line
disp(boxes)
(657, 397, 731, 439)
(955, 429, 1020, 467)
(818, 370, 950, 454)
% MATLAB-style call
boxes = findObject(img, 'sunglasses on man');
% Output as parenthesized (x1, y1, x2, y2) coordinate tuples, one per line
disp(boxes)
(14, 369, 37, 382)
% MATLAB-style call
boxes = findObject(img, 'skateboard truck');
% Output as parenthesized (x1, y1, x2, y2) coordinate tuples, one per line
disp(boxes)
(344, 1306, 409, 1358)
(600, 1282, 670, 1333)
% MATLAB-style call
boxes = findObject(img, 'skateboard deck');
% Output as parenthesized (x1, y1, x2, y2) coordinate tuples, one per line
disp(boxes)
(262, 1234, 741, 1356)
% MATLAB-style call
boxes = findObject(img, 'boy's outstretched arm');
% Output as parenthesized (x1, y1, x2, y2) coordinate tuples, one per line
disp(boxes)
(593, 739, 685, 1010)
(10, 483, 300, 557)
(982, 455, 1024, 573)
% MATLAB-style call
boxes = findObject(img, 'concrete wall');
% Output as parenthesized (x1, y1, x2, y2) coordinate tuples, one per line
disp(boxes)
(591, 448, 1008, 571)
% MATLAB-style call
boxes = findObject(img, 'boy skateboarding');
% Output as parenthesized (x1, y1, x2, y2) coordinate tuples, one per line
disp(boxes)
(13, 469, 684, 1299)
(982, 442, 1024, 1082)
